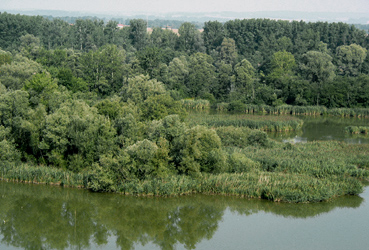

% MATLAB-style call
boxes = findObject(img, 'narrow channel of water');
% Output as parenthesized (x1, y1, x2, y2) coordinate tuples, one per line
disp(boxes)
(1, 181, 368, 250)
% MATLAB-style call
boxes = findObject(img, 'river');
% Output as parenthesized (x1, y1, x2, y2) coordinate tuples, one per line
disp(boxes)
(0, 181, 368, 250)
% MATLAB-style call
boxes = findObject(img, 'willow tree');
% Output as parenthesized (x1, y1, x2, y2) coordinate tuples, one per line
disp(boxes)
(336, 44, 367, 76)
(232, 59, 256, 102)
(300, 51, 336, 105)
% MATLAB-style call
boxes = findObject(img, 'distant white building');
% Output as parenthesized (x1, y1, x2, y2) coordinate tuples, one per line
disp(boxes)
(117, 24, 129, 29)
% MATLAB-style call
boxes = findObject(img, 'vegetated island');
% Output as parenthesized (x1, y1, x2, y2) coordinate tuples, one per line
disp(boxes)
(1, 12, 369, 202)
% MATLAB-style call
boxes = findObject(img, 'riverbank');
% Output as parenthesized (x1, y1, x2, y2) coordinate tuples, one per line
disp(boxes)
(2, 140, 368, 203)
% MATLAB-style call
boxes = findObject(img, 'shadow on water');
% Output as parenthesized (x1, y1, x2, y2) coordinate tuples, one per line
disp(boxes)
(0, 181, 365, 250)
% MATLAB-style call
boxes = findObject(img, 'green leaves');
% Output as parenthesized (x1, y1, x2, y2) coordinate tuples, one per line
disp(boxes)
(42, 100, 117, 170)
(80, 44, 126, 94)
(336, 44, 367, 76)
(232, 59, 256, 102)
(300, 51, 336, 83)
(121, 74, 166, 103)
(0, 49, 12, 66)
(129, 19, 148, 50)
(177, 22, 205, 54)
(187, 52, 216, 97)
(176, 126, 226, 175)
(0, 54, 44, 90)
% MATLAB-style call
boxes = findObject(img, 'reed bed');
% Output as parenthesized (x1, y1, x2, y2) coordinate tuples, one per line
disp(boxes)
(186, 113, 304, 131)
(227, 104, 327, 116)
(235, 141, 369, 179)
(181, 99, 210, 110)
(345, 126, 369, 135)
(216, 102, 230, 111)
(0, 163, 90, 187)
(117, 172, 362, 203)
(329, 108, 369, 118)
(217, 103, 369, 117)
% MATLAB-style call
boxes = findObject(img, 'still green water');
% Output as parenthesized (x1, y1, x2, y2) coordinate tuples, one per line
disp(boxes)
(269, 115, 369, 144)
(0, 181, 368, 250)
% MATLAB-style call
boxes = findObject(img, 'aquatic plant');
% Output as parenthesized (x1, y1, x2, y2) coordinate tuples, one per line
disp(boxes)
(216, 103, 369, 118)
(181, 99, 210, 110)
(345, 126, 369, 135)
(0, 163, 89, 187)
(186, 112, 304, 131)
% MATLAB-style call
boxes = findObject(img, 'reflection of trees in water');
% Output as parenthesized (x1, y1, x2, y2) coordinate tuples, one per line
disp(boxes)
(0, 181, 364, 250)
(226, 195, 363, 219)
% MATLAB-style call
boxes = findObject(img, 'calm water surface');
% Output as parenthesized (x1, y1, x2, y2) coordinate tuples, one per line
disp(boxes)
(0, 181, 368, 250)
(268, 115, 369, 144)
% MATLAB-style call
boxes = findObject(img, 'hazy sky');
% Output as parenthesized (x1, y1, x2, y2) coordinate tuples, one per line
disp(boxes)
(1, 0, 368, 13)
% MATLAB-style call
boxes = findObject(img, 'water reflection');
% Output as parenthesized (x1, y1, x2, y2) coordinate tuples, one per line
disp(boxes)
(0, 181, 364, 250)
(269, 116, 369, 144)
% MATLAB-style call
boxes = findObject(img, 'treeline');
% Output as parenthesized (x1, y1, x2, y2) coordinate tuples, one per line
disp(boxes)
(354, 24, 369, 34)
(1, 12, 369, 108)
(41, 15, 201, 29)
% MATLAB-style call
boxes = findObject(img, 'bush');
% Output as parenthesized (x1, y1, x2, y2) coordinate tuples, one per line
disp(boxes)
(175, 126, 226, 175)
(227, 152, 260, 173)
(247, 130, 271, 147)
(215, 126, 252, 148)
(228, 100, 246, 112)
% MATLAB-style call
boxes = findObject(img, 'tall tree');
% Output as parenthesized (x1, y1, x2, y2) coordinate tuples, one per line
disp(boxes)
(219, 38, 238, 65)
(300, 51, 336, 105)
(177, 22, 204, 54)
(187, 53, 216, 97)
(168, 56, 189, 94)
(215, 62, 233, 100)
(336, 44, 367, 76)
(129, 19, 148, 51)
(300, 51, 336, 83)
(203, 21, 225, 54)
(150, 28, 178, 50)
(232, 59, 256, 102)
(80, 44, 126, 94)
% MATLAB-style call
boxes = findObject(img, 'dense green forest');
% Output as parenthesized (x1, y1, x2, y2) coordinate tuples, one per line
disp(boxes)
(1, 12, 369, 202)
(1, 12, 369, 107)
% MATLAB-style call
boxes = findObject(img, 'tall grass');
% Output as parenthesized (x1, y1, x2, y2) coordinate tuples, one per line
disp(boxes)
(216, 102, 230, 111)
(186, 113, 304, 131)
(0, 163, 90, 187)
(116, 172, 362, 203)
(181, 99, 210, 110)
(329, 108, 369, 118)
(231, 104, 327, 116)
(218, 103, 369, 117)
(234, 141, 369, 179)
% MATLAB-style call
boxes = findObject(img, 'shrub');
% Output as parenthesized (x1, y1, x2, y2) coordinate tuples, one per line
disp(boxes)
(227, 152, 260, 173)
